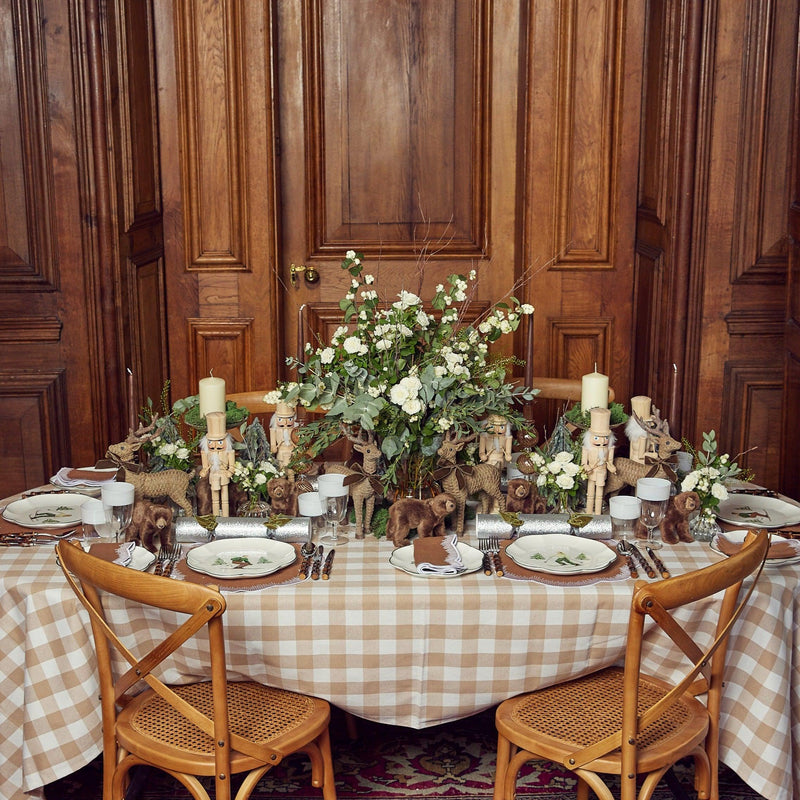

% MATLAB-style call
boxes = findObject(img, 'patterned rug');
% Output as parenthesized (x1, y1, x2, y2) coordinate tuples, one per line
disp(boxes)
(44, 708, 765, 799)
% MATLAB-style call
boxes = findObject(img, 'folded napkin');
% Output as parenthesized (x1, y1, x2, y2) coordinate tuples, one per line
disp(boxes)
(715, 532, 800, 560)
(112, 540, 137, 565)
(53, 467, 118, 487)
(413, 533, 464, 575)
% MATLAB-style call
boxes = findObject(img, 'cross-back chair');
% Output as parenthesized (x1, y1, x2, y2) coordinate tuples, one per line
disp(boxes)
(56, 540, 336, 800)
(493, 528, 769, 800)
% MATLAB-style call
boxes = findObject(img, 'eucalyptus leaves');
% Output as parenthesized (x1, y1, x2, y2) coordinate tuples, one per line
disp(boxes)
(268, 251, 537, 493)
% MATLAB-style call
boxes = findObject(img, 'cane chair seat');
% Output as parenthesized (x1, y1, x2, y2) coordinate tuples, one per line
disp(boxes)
(56, 540, 336, 800)
(119, 682, 327, 774)
(493, 529, 769, 800)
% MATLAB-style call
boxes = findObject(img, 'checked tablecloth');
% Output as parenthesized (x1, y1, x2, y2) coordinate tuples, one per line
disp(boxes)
(1, 535, 798, 800)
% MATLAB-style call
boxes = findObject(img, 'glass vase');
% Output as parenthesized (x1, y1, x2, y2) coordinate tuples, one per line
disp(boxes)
(689, 509, 721, 542)
(236, 497, 272, 518)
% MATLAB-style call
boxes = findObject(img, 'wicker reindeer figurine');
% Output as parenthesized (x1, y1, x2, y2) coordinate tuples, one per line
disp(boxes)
(106, 420, 194, 515)
(324, 426, 383, 539)
(435, 430, 505, 535)
(605, 405, 681, 495)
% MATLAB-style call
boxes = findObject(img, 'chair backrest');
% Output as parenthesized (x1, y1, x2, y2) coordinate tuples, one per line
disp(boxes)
(567, 528, 769, 772)
(56, 541, 278, 776)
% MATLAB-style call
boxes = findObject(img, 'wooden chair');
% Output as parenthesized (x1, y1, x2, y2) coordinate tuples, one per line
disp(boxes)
(493, 528, 769, 800)
(56, 541, 336, 800)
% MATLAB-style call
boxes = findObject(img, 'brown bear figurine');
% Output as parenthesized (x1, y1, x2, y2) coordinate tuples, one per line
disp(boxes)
(634, 490, 700, 544)
(266, 476, 313, 517)
(126, 499, 174, 552)
(505, 478, 547, 514)
(387, 493, 457, 548)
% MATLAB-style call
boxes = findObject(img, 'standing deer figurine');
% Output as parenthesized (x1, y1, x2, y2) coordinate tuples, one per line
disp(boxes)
(435, 430, 505, 535)
(106, 420, 194, 515)
(324, 427, 383, 539)
(605, 406, 681, 495)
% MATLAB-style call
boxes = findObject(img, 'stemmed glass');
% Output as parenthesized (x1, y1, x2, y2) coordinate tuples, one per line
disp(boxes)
(636, 477, 671, 551)
(101, 482, 135, 543)
(321, 490, 349, 546)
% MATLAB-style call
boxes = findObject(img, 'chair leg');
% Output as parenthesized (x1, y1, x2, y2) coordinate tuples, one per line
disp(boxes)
(493, 733, 513, 800)
(664, 766, 693, 800)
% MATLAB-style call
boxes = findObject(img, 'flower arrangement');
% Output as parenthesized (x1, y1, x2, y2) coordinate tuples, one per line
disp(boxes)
(680, 430, 748, 519)
(267, 250, 537, 494)
(230, 417, 283, 501)
(523, 449, 586, 512)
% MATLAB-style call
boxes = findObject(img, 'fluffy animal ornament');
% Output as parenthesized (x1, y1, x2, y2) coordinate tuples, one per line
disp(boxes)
(634, 490, 700, 544)
(387, 493, 457, 547)
(126, 499, 174, 552)
(505, 478, 547, 514)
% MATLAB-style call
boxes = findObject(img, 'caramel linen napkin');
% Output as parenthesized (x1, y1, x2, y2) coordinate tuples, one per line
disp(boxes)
(715, 532, 800, 560)
(413, 533, 464, 575)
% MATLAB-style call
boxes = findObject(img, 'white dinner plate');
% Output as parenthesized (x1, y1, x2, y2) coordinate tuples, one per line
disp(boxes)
(186, 538, 296, 578)
(506, 534, 616, 575)
(389, 541, 484, 578)
(715, 496, 800, 529)
(710, 529, 800, 567)
(2, 493, 91, 528)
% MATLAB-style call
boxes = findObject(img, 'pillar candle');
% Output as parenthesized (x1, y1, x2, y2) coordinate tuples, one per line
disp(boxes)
(581, 370, 609, 411)
(198, 375, 226, 416)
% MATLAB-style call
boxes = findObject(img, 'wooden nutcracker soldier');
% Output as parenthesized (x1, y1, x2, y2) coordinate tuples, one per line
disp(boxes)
(270, 402, 299, 478)
(199, 411, 236, 516)
(626, 395, 655, 464)
(479, 414, 513, 470)
(581, 407, 616, 515)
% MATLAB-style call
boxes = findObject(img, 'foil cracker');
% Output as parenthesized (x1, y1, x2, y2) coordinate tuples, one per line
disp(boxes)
(475, 513, 612, 540)
(175, 515, 312, 544)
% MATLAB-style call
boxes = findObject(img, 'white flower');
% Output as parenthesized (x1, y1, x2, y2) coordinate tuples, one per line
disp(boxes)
(554, 451, 573, 463)
(401, 397, 423, 415)
(253, 473, 267, 486)
(390, 382, 410, 405)
(681, 472, 699, 491)
(469, 269, 476, 280)
(520, 303, 534, 314)
(436, 283, 445, 293)
(364, 274, 375, 284)
(320, 347, 335, 364)
(346, 249, 356, 259)
(343, 336, 363, 354)
(393, 290, 421, 309)
(158, 442, 178, 456)
(375, 338, 393, 351)
(711, 483, 728, 501)
(176, 448, 190, 460)
(555, 474, 575, 490)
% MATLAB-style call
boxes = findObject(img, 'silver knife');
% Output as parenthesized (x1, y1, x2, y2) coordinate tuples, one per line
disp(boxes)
(311, 545, 324, 580)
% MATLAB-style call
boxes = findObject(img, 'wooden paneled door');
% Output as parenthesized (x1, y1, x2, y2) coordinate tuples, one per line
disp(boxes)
(155, 0, 643, 440)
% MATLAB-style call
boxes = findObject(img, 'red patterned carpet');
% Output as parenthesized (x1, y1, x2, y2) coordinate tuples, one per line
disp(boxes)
(44, 709, 765, 799)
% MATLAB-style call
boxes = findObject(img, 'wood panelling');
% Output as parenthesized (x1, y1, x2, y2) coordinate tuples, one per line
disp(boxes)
(0, 0, 57, 289)
(521, 0, 643, 418)
(0, 370, 69, 497)
(721, 363, 784, 489)
(307, 0, 488, 257)
(188, 318, 254, 390)
(174, 0, 248, 271)
(637, 0, 798, 490)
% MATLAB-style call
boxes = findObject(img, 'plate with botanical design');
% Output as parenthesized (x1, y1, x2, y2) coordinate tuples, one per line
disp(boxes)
(715, 496, 800, 529)
(186, 538, 296, 578)
(505, 534, 616, 575)
(2, 493, 91, 528)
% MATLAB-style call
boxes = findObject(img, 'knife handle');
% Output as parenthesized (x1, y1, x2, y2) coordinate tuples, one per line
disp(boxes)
(492, 552, 504, 577)
(626, 555, 639, 579)
(646, 547, 670, 578)
(482, 552, 493, 575)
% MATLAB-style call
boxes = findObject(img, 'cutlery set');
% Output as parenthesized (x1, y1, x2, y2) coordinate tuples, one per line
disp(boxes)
(0, 529, 78, 547)
(478, 537, 504, 577)
(153, 543, 182, 577)
(300, 544, 335, 581)
(617, 539, 670, 580)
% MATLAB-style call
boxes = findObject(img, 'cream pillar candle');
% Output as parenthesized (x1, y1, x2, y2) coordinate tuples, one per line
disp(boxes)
(198, 375, 226, 416)
(581, 369, 609, 411)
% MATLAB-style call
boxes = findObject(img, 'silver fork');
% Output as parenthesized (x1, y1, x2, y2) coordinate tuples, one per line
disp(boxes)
(162, 543, 182, 578)
(153, 546, 170, 576)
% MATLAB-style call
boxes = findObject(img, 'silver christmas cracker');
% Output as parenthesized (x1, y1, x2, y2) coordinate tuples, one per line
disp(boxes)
(175, 515, 312, 544)
(475, 513, 612, 540)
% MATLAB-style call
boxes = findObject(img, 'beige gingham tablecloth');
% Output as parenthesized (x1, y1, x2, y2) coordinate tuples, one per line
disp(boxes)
(1, 535, 798, 800)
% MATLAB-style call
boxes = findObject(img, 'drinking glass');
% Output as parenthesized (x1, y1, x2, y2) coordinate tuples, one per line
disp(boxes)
(298, 491, 326, 540)
(320, 489, 349, 546)
(636, 477, 671, 550)
(79, 499, 108, 549)
(609, 495, 642, 543)
(101, 481, 135, 543)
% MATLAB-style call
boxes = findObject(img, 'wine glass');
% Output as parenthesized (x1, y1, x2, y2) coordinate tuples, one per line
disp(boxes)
(101, 482, 135, 543)
(636, 477, 671, 550)
(320, 489, 349, 546)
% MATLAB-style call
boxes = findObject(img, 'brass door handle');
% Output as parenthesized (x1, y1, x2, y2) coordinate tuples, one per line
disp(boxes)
(289, 263, 320, 287)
